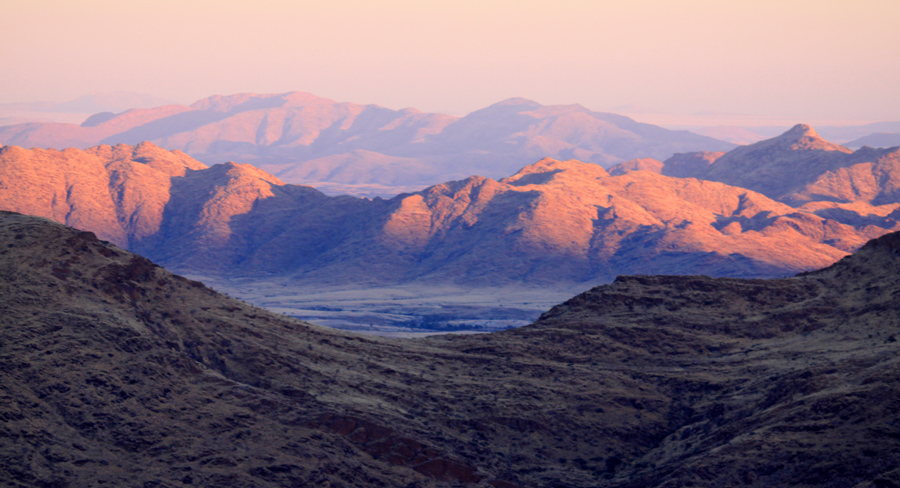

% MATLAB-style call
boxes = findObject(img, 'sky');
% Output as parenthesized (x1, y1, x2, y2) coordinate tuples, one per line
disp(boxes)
(2, 0, 898, 124)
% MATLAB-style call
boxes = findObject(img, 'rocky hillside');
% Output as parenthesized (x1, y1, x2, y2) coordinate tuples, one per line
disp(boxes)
(3, 143, 897, 285)
(2, 211, 900, 487)
(0, 142, 208, 246)
(614, 124, 900, 208)
(0, 91, 733, 195)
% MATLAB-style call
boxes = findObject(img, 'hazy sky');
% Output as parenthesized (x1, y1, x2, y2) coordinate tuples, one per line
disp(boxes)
(2, 0, 898, 122)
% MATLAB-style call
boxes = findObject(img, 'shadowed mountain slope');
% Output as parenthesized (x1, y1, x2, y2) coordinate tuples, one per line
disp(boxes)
(611, 126, 900, 237)
(2, 211, 900, 487)
(698, 124, 853, 198)
(2, 143, 898, 285)
(625, 125, 900, 207)
(0, 92, 734, 195)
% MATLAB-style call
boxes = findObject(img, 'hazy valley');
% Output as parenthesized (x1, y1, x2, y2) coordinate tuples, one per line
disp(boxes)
(1, 119, 899, 330)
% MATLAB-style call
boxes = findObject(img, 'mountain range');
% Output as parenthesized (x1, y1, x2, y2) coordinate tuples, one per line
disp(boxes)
(1, 125, 898, 289)
(619, 124, 900, 207)
(0, 92, 735, 196)
(680, 121, 900, 147)
(3, 209, 900, 487)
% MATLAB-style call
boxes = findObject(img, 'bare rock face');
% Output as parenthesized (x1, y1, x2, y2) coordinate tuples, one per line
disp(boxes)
(658, 124, 900, 205)
(787, 145, 900, 206)
(0, 142, 206, 246)
(704, 123, 847, 199)
(651, 126, 900, 235)
(2, 143, 899, 285)
(3, 211, 900, 487)
(0, 145, 124, 243)
(607, 157, 664, 176)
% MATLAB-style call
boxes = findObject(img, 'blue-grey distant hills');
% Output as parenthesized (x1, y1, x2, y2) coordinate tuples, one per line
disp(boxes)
(844, 132, 900, 149)
(0, 91, 734, 196)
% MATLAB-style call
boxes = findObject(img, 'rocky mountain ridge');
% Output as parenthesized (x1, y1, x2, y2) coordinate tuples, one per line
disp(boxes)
(2, 134, 898, 286)
(612, 124, 900, 208)
(2, 210, 900, 487)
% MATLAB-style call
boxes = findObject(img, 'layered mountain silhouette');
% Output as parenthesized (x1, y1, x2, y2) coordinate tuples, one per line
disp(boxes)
(3, 210, 900, 487)
(0, 91, 734, 195)
(2, 125, 900, 285)
(612, 124, 900, 226)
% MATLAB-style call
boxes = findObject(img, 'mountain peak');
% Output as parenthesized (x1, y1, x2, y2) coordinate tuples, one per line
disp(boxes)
(133, 140, 163, 151)
(490, 97, 542, 108)
(782, 123, 819, 139)
(770, 123, 849, 153)
(501, 157, 610, 186)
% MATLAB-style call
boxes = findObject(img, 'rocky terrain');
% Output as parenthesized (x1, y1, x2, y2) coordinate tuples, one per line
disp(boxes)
(614, 124, 900, 208)
(2, 126, 899, 328)
(0, 92, 733, 195)
(0, 142, 207, 247)
(2, 210, 900, 487)
(2, 135, 898, 289)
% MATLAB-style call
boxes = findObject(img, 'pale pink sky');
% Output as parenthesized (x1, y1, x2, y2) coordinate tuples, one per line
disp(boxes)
(2, 0, 898, 122)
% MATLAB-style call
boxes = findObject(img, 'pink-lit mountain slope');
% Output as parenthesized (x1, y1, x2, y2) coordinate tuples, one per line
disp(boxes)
(611, 124, 900, 227)
(2, 142, 897, 285)
(0, 142, 206, 246)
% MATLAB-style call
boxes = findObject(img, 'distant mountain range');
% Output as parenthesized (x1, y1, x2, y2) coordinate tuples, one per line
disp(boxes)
(648, 121, 900, 147)
(612, 124, 900, 207)
(1, 125, 898, 287)
(0, 91, 736, 196)
(3, 209, 900, 487)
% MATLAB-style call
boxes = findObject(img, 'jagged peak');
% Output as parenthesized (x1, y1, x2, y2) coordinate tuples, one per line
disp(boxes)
(749, 123, 850, 153)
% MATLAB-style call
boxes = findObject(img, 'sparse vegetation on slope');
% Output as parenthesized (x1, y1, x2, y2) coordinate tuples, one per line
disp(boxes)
(2, 211, 900, 487)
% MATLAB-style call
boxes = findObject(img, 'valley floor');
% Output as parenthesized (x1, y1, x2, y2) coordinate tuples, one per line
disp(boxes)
(184, 275, 591, 335)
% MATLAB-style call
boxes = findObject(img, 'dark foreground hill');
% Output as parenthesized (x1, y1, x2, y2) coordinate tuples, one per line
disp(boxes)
(2, 210, 900, 487)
